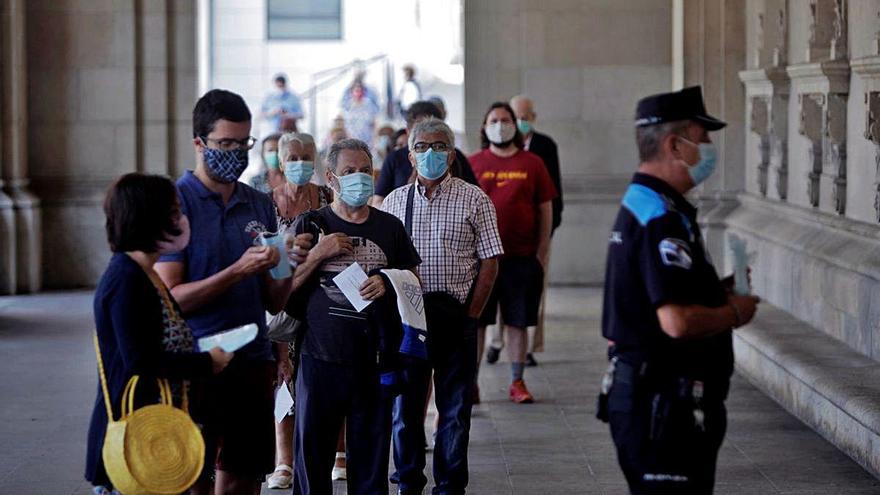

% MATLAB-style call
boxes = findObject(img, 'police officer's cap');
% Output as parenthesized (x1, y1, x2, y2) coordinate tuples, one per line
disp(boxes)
(634, 86, 726, 131)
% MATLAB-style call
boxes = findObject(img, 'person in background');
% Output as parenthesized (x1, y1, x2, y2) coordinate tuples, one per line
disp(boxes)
(469, 102, 557, 405)
(374, 124, 396, 167)
(372, 101, 477, 206)
(392, 129, 408, 152)
(397, 64, 422, 117)
(290, 138, 421, 495)
(320, 117, 349, 164)
(383, 118, 502, 495)
(485, 95, 565, 368)
(87, 173, 233, 495)
(341, 77, 381, 145)
(155, 89, 312, 494)
(266, 132, 341, 490)
(249, 133, 284, 194)
(261, 73, 304, 134)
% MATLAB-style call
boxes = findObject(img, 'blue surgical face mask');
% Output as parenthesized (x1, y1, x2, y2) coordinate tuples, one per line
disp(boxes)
(202, 146, 249, 183)
(284, 160, 315, 186)
(679, 137, 718, 186)
(263, 151, 280, 170)
(415, 149, 449, 180)
(517, 118, 533, 135)
(332, 172, 374, 207)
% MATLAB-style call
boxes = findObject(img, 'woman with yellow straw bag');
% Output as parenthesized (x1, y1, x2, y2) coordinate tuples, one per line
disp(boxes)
(86, 174, 234, 495)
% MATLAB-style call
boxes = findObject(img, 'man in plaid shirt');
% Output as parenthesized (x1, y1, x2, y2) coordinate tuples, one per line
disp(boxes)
(382, 118, 503, 495)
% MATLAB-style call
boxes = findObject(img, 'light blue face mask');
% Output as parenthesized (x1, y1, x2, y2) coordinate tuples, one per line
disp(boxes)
(679, 137, 718, 186)
(415, 149, 449, 180)
(284, 160, 315, 186)
(332, 172, 374, 207)
(263, 151, 280, 170)
(517, 118, 533, 135)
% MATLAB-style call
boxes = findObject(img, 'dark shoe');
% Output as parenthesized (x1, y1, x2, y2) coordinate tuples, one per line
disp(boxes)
(486, 346, 501, 364)
(525, 352, 538, 367)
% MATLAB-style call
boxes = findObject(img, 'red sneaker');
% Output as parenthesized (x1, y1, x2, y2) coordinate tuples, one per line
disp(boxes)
(508, 379, 534, 403)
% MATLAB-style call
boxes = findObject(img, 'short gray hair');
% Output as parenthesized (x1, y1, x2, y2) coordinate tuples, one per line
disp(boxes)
(635, 120, 691, 162)
(408, 117, 455, 150)
(326, 138, 372, 173)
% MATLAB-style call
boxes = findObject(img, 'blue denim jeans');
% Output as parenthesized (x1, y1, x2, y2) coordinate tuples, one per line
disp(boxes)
(392, 299, 478, 495)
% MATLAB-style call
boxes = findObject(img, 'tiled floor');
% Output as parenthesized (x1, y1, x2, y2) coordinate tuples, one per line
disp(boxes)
(1, 288, 878, 494)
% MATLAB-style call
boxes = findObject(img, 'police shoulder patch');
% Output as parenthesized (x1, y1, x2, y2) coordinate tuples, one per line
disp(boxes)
(658, 238, 692, 269)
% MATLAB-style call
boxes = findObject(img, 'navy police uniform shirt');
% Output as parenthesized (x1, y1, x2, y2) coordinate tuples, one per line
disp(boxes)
(601, 173, 732, 382)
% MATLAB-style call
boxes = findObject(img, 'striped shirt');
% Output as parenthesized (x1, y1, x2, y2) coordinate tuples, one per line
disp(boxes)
(382, 175, 504, 304)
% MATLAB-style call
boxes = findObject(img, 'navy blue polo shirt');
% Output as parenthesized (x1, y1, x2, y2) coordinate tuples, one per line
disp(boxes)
(601, 173, 731, 381)
(159, 171, 277, 361)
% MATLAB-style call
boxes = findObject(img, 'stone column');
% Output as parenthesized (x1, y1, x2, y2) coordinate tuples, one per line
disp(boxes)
(680, 0, 748, 272)
(0, 0, 41, 294)
(25, 1, 197, 289)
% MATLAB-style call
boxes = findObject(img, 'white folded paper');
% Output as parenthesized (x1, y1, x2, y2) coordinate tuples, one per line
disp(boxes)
(728, 234, 754, 296)
(274, 384, 294, 422)
(197, 323, 258, 353)
(332, 262, 372, 312)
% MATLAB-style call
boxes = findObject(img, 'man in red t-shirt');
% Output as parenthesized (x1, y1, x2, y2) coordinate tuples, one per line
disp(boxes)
(469, 102, 557, 404)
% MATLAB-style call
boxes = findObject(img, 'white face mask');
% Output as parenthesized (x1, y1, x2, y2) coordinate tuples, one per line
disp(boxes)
(485, 122, 516, 145)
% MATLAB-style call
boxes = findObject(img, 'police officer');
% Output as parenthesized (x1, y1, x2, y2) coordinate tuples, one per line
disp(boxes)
(598, 86, 761, 495)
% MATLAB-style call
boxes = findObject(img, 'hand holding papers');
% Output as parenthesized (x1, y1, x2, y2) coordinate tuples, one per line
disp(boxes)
(197, 323, 258, 352)
(332, 262, 372, 312)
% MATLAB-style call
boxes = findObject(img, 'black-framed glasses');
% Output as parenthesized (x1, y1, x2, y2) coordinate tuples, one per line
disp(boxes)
(412, 141, 450, 153)
(201, 135, 257, 151)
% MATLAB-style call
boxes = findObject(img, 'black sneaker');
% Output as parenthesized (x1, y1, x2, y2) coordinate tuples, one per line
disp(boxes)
(525, 352, 538, 367)
(486, 346, 501, 364)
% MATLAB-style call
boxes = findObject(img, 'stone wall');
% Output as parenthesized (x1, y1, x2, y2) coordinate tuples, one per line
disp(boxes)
(463, 0, 673, 285)
(22, 0, 197, 289)
(735, 0, 880, 359)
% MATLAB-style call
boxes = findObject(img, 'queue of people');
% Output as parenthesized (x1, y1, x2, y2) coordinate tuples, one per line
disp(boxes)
(87, 81, 755, 495)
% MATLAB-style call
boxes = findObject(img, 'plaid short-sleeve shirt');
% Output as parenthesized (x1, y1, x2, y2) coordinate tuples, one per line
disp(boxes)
(382, 175, 504, 304)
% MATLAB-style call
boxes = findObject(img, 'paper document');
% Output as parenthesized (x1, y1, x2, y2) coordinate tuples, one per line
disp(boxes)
(332, 262, 372, 312)
(274, 384, 294, 422)
(197, 323, 258, 353)
(728, 234, 754, 296)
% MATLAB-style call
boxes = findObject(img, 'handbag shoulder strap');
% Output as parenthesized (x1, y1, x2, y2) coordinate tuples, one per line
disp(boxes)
(405, 183, 416, 237)
(93, 333, 116, 422)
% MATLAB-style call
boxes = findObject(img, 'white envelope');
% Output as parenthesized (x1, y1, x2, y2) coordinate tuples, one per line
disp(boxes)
(197, 323, 258, 353)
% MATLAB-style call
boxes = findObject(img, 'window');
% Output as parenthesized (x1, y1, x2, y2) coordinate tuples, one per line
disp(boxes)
(267, 0, 342, 40)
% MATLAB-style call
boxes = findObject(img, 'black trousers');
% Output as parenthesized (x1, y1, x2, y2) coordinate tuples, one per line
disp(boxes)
(607, 372, 727, 495)
(292, 354, 393, 495)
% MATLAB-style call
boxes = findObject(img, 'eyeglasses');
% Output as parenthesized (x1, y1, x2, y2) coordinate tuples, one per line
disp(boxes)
(412, 141, 450, 153)
(201, 136, 257, 151)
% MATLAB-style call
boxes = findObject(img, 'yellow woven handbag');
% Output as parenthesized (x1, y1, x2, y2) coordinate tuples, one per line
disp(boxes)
(94, 334, 205, 495)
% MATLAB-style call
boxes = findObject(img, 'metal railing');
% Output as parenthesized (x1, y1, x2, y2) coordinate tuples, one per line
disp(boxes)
(298, 54, 391, 138)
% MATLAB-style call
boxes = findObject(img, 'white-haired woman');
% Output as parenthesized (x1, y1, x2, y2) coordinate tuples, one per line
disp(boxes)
(266, 132, 349, 488)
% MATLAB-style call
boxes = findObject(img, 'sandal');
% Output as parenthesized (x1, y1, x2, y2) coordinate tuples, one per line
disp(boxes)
(267, 464, 293, 489)
(331, 452, 347, 481)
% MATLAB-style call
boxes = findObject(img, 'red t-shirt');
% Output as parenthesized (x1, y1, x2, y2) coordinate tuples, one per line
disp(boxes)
(468, 148, 558, 257)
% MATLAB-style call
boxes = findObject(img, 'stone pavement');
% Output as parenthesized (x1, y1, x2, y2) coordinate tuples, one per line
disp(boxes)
(1, 288, 878, 494)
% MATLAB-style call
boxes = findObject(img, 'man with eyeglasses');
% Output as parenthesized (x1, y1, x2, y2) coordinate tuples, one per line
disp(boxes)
(371, 100, 478, 206)
(382, 118, 503, 495)
(156, 89, 312, 494)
